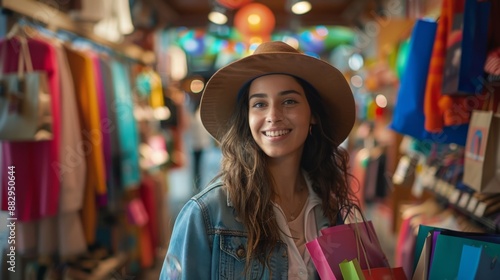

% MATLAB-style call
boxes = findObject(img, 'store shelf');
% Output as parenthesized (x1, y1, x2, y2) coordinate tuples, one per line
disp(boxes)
(1, 0, 155, 64)
(64, 253, 129, 280)
(424, 186, 499, 233)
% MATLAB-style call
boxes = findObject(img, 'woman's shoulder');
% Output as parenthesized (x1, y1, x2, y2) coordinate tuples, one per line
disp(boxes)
(190, 182, 246, 234)
(192, 181, 228, 207)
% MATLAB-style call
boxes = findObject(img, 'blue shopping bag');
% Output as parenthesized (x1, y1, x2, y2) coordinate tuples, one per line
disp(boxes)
(389, 19, 469, 146)
(457, 244, 500, 280)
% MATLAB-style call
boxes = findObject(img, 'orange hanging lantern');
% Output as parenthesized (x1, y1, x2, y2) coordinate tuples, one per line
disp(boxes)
(234, 3, 275, 36)
(216, 0, 253, 9)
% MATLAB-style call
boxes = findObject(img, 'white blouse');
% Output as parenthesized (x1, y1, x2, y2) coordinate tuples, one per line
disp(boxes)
(272, 172, 324, 280)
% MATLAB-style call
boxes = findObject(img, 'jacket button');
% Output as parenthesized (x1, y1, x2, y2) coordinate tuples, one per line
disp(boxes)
(237, 247, 245, 258)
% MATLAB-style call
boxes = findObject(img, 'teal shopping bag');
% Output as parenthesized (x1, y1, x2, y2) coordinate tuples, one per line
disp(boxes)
(413, 225, 500, 273)
(428, 234, 500, 280)
(458, 244, 500, 280)
(413, 225, 441, 272)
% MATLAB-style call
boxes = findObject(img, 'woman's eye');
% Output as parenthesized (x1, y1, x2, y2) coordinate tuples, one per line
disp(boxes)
(283, 99, 298, 105)
(252, 102, 266, 108)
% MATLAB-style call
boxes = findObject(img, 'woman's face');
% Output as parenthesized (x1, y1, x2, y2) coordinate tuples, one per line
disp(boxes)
(248, 74, 315, 160)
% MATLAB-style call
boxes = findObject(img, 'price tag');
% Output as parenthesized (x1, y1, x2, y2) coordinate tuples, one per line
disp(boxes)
(436, 180, 447, 195)
(449, 189, 461, 204)
(467, 197, 479, 213)
(444, 183, 455, 198)
(412, 174, 424, 198)
(393, 156, 410, 185)
(474, 202, 487, 217)
(458, 193, 470, 208)
(421, 166, 437, 189)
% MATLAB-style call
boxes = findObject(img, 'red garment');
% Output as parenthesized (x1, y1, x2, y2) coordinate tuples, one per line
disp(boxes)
(0, 38, 61, 221)
(139, 225, 153, 268)
(139, 176, 159, 252)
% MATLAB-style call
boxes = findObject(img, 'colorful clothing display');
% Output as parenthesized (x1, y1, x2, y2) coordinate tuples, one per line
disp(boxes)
(111, 60, 141, 189)
(0, 37, 61, 221)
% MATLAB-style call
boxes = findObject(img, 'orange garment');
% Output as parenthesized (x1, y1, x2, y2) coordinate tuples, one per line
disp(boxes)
(148, 69, 164, 108)
(424, 0, 475, 132)
(65, 47, 107, 245)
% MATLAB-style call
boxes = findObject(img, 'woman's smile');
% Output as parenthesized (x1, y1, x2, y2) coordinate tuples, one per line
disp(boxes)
(263, 129, 291, 138)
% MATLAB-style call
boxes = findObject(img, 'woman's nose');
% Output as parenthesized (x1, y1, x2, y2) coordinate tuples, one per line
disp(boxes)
(266, 105, 283, 123)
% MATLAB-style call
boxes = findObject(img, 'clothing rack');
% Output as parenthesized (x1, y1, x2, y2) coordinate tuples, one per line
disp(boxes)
(0, 0, 155, 65)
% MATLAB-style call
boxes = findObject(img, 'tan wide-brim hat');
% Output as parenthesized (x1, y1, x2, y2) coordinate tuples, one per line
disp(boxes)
(200, 41, 356, 145)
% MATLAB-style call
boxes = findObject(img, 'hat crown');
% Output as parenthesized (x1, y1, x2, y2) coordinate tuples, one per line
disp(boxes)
(254, 41, 299, 55)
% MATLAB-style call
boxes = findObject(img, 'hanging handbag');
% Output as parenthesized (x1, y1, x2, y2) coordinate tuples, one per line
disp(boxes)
(441, 0, 491, 95)
(0, 37, 52, 141)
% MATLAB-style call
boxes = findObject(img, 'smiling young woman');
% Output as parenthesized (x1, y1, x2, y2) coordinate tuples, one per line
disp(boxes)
(161, 41, 358, 280)
(248, 74, 313, 160)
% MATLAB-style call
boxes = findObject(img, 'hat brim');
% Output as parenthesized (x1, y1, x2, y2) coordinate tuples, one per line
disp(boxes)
(200, 51, 355, 145)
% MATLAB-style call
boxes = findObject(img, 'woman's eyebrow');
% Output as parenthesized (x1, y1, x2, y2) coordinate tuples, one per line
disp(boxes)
(248, 90, 302, 100)
(248, 93, 267, 100)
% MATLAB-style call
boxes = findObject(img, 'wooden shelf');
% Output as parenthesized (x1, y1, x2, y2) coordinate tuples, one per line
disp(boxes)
(64, 253, 129, 280)
(1, 0, 155, 64)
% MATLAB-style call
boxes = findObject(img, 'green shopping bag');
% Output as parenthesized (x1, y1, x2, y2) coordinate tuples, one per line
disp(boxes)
(340, 259, 365, 280)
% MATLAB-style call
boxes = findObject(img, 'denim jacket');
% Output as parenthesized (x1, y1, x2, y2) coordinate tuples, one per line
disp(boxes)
(160, 182, 335, 279)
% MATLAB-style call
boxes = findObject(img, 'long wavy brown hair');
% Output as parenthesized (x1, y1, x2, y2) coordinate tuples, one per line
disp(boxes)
(212, 76, 357, 275)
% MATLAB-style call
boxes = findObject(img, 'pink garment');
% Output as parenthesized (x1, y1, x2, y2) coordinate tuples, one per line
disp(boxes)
(0, 38, 61, 221)
(89, 52, 110, 206)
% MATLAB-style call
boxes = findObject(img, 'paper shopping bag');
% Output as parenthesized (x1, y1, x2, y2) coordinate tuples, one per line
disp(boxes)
(457, 244, 500, 280)
(363, 267, 407, 280)
(412, 232, 433, 280)
(463, 110, 500, 193)
(307, 220, 389, 279)
(306, 238, 338, 280)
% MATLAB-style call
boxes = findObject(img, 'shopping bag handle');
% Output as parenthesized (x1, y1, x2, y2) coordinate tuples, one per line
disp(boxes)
(338, 204, 394, 277)
(338, 204, 375, 242)
(0, 28, 34, 80)
(17, 37, 34, 77)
